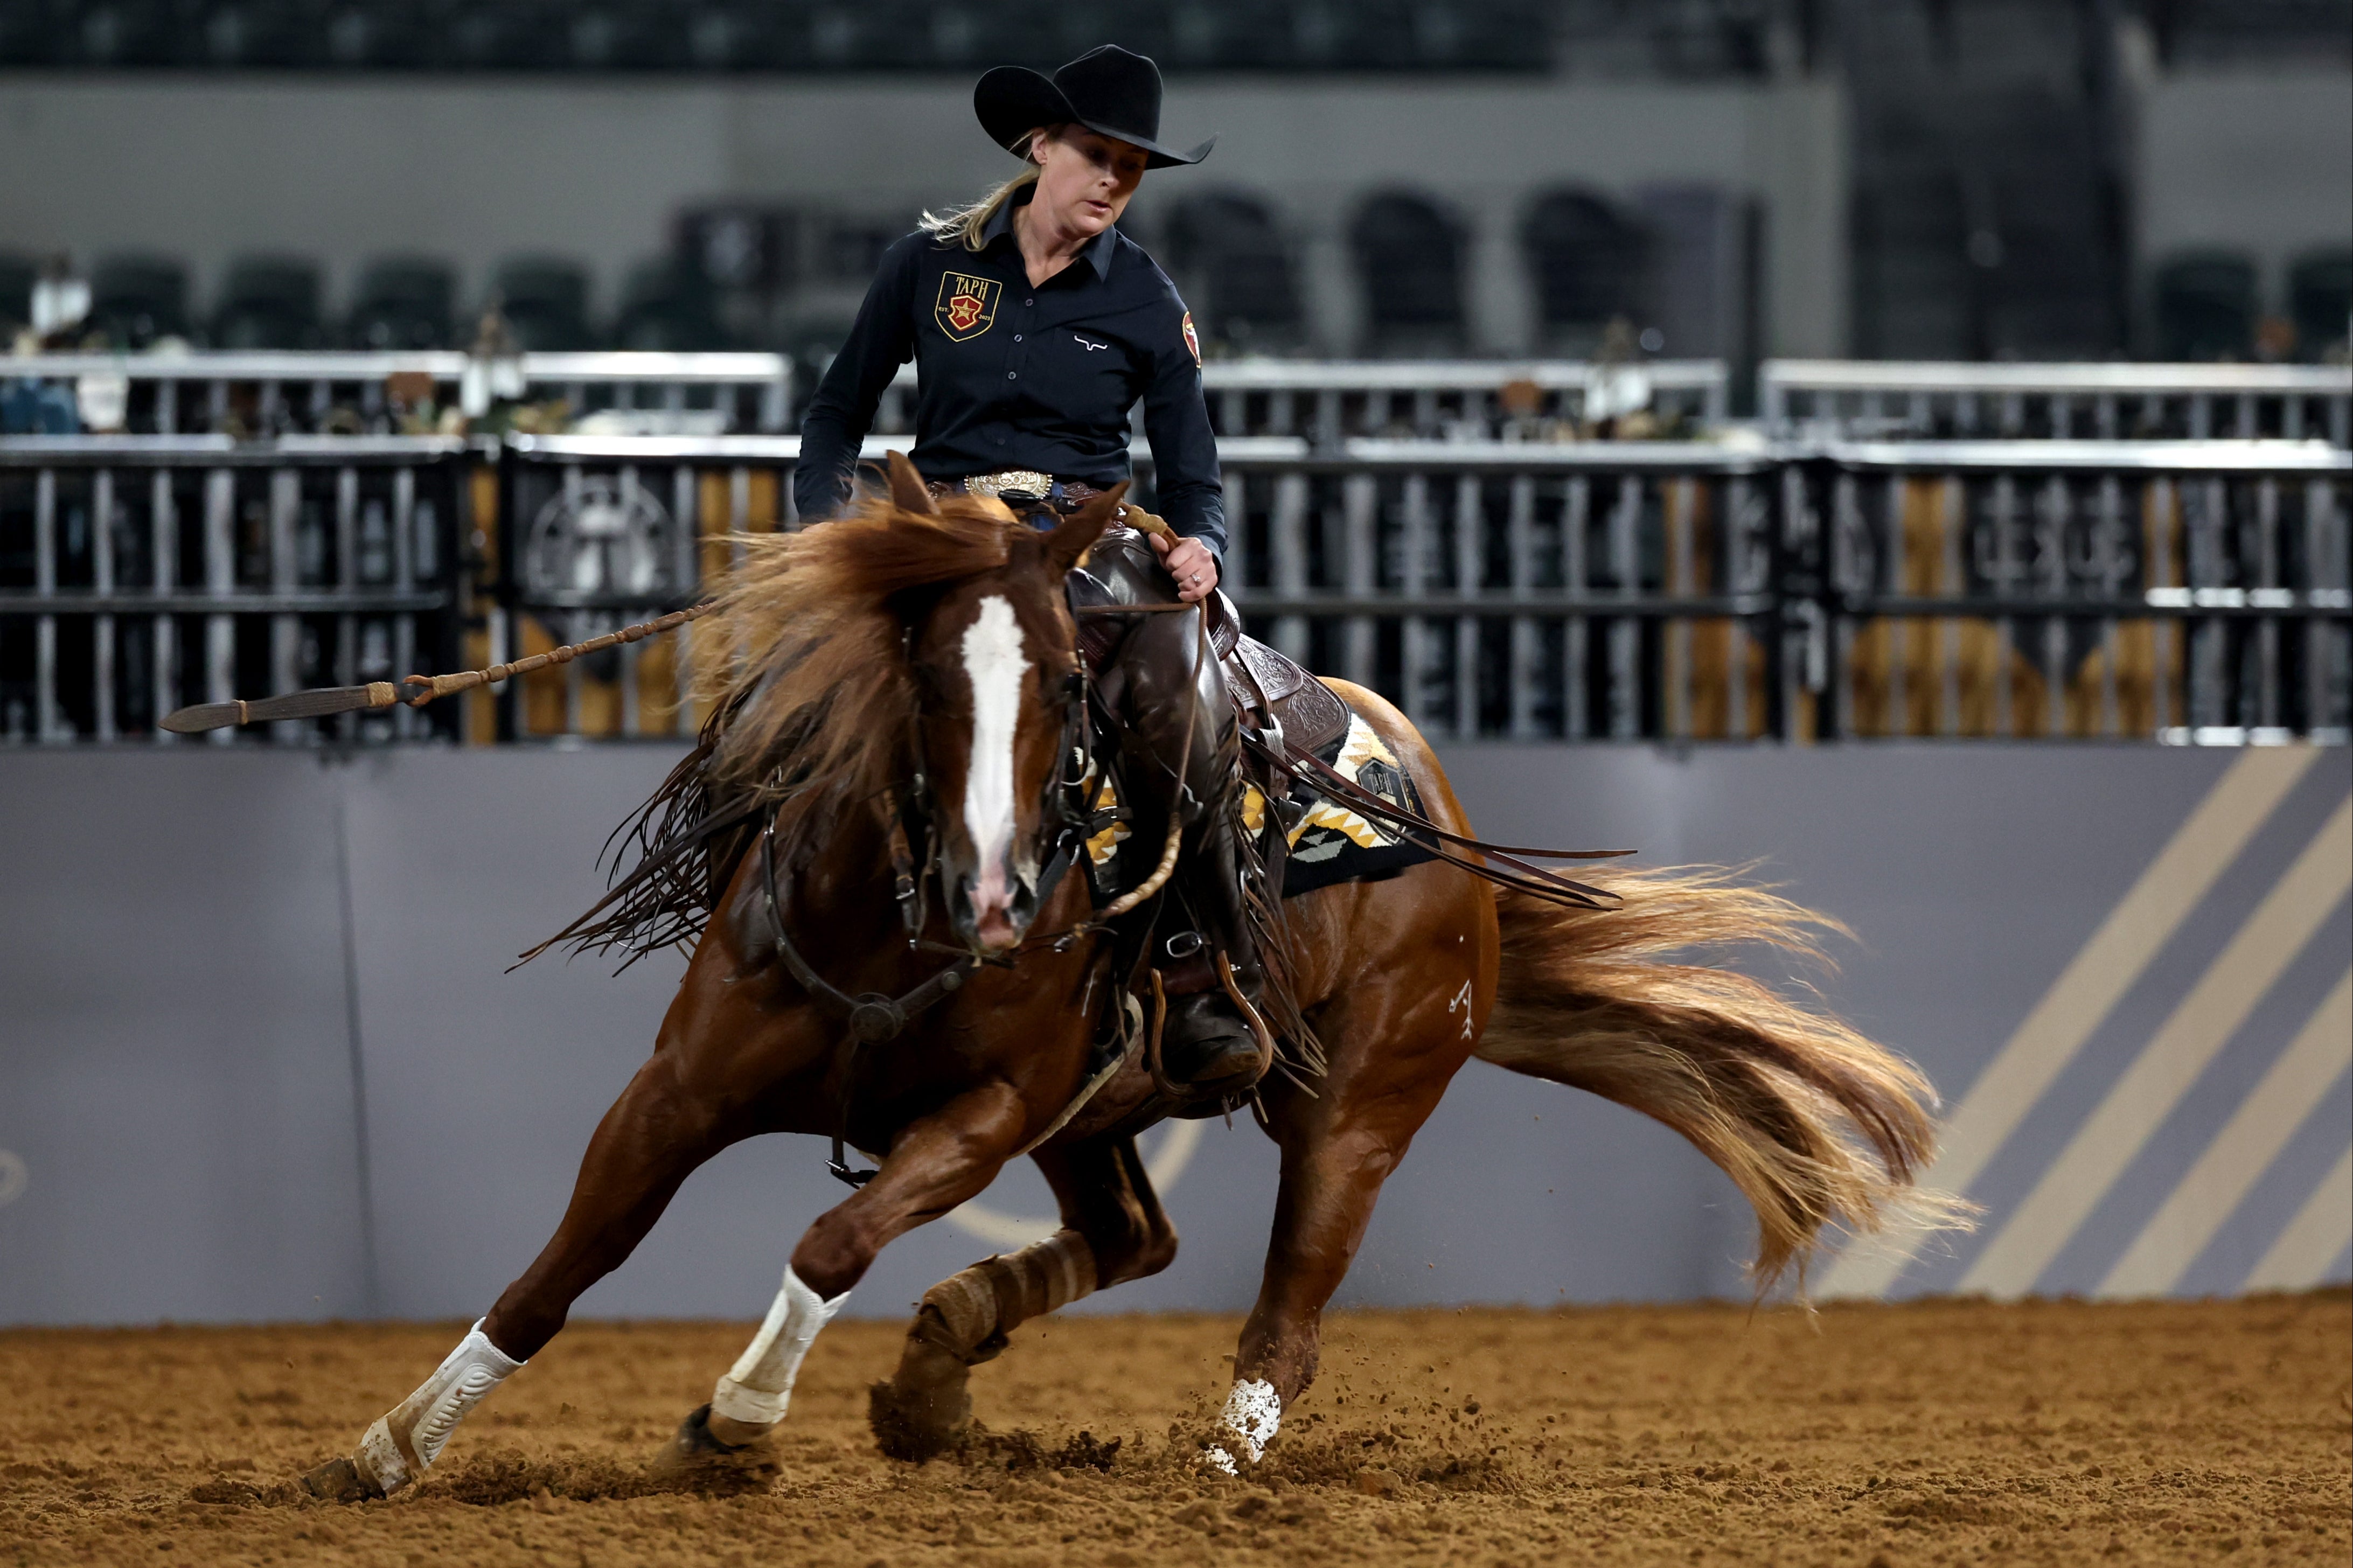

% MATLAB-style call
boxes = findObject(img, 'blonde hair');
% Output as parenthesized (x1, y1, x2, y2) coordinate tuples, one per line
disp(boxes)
(919, 128, 1055, 252)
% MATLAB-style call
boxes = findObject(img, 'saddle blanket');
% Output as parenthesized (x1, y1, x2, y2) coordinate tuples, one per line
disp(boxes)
(1082, 698, 1438, 904)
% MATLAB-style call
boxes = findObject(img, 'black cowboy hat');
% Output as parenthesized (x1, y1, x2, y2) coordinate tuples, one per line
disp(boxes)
(974, 44, 1214, 170)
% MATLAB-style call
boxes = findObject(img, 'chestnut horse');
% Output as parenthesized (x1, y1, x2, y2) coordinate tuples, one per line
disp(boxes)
(302, 456, 1945, 1500)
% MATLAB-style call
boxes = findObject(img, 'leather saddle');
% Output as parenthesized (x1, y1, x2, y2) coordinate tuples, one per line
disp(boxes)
(1068, 528, 1351, 763)
(1222, 622, 1350, 760)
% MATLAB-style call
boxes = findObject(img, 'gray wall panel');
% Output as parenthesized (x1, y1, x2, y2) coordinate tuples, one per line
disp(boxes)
(2, 743, 2345, 1326)
(0, 753, 370, 1323)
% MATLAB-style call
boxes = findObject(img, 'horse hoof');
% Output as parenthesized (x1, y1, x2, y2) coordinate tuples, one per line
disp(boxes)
(867, 1376, 971, 1462)
(300, 1455, 379, 1504)
(654, 1403, 760, 1475)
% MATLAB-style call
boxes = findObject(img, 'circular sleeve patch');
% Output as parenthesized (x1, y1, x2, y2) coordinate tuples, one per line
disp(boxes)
(1181, 310, 1201, 367)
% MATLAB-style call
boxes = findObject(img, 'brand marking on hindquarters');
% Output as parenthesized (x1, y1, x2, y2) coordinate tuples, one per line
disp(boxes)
(1447, 978, 1475, 1039)
(960, 596, 1032, 900)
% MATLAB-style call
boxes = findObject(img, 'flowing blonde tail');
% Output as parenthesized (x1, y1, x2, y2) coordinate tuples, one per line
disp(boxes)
(1477, 869, 1968, 1291)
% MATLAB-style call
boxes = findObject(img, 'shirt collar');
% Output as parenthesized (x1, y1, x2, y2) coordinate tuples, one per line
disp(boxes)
(983, 186, 1118, 281)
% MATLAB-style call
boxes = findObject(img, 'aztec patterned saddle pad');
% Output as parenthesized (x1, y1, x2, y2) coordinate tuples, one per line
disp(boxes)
(1082, 695, 1438, 905)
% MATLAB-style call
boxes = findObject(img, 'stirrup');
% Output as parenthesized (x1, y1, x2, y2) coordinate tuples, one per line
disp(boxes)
(1146, 959, 1275, 1100)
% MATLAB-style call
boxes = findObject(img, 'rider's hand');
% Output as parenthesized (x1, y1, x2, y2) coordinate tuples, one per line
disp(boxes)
(1150, 529, 1220, 604)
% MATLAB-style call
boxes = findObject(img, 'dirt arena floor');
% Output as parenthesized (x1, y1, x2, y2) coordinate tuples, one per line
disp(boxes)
(2, 1292, 2345, 1567)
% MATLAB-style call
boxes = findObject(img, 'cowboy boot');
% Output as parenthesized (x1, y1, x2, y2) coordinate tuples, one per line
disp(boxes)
(1113, 579, 1269, 1099)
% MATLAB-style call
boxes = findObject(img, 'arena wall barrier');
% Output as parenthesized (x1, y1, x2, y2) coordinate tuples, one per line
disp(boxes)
(2, 743, 2344, 1327)
(1761, 360, 2353, 445)
(8, 434, 2346, 746)
(2, 350, 796, 437)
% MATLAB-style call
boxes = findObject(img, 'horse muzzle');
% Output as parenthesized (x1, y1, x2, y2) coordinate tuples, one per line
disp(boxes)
(952, 860, 1039, 954)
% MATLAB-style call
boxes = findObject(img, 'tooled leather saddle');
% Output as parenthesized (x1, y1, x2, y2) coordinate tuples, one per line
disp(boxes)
(1066, 526, 1348, 761)
(1074, 581, 1349, 762)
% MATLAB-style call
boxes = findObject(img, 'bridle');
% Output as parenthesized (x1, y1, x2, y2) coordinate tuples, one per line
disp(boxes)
(755, 608, 1141, 1186)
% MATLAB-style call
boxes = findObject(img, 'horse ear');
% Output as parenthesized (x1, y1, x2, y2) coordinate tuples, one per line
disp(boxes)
(885, 450, 936, 516)
(1042, 482, 1129, 575)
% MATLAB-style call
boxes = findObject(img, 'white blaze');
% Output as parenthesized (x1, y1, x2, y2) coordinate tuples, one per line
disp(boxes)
(959, 595, 1031, 909)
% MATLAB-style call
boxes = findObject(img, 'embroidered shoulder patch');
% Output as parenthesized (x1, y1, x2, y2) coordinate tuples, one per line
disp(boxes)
(1181, 309, 1201, 367)
(935, 271, 1000, 342)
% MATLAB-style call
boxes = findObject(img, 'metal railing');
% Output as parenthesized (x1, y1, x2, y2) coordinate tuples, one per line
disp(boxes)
(872, 359, 1732, 442)
(1762, 360, 2353, 446)
(0, 436, 468, 743)
(1, 351, 795, 436)
(6, 433, 2344, 747)
(1788, 441, 2353, 744)
(18, 351, 2345, 450)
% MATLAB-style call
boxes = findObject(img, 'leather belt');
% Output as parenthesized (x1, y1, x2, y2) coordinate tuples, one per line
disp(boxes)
(928, 471, 1106, 514)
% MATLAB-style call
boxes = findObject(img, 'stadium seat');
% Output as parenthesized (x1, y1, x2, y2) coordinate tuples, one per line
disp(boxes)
(346, 256, 456, 350)
(1521, 189, 1654, 352)
(88, 253, 191, 348)
(612, 257, 728, 351)
(194, 0, 314, 67)
(2152, 251, 2256, 362)
(0, 253, 37, 337)
(490, 257, 594, 351)
(316, 0, 431, 68)
(2288, 247, 2351, 361)
(1349, 191, 1466, 354)
(1161, 191, 1304, 352)
(65, 0, 181, 65)
(212, 255, 325, 349)
(561, 1, 684, 71)
(441, 0, 567, 69)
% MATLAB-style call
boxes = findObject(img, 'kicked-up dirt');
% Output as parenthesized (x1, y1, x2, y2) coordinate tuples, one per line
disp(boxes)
(1, 1292, 2345, 1566)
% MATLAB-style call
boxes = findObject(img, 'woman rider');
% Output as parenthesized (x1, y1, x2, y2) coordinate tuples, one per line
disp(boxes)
(794, 45, 1265, 1099)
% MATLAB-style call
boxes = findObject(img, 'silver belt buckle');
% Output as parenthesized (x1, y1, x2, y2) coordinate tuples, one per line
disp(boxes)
(966, 469, 1052, 505)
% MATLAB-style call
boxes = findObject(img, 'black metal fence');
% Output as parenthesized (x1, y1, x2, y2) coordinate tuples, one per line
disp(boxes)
(0, 436, 466, 743)
(5, 434, 2344, 747)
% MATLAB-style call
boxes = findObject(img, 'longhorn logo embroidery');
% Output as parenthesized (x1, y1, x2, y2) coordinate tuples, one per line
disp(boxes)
(935, 272, 1000, 341)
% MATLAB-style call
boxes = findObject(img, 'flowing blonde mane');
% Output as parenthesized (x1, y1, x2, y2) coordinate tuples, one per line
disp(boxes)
(694, 489, 1022, 810)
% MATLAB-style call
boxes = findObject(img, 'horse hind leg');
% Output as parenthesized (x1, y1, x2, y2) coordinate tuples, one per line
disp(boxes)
(1214, 930, 1483, 1472)
(869, 1135, 1177, 1461)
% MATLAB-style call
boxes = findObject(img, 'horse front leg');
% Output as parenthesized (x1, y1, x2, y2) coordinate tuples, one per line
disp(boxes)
(868, 1134, 1178, 1460)
(300, 943, 826, 1503)
(667, 1079, 1033, 1461)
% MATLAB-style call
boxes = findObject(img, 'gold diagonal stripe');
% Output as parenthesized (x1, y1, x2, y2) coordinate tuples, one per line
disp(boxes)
(2244, 1146, 2352, 1292)
(2097, 971, 2352, 1298)
(1961, 796, 2351, 1300)
(1816, 747, 2320, 1299)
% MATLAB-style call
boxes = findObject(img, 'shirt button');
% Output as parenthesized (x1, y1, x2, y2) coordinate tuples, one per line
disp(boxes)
(1025, 298, 1034, 306)
(1007, 371, 1017, 380)
(1013, 334, 1023, 342)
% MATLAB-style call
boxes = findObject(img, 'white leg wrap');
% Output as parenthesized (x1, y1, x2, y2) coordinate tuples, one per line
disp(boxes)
(354, 1320, 525, 1495)
(1204, 1377, 1282, 1473)
(709, 1266, 851, 1428)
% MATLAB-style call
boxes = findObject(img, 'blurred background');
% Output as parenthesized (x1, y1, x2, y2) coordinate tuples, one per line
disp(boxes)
(1, 0, 2347, 375)
(1, 4, 2347, 1325)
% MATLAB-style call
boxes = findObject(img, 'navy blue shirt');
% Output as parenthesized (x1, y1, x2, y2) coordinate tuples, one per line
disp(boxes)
(795, 190, 1227, 558)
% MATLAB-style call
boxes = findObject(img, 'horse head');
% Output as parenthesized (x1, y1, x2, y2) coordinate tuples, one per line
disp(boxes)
(883, 453, 1123, 953)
